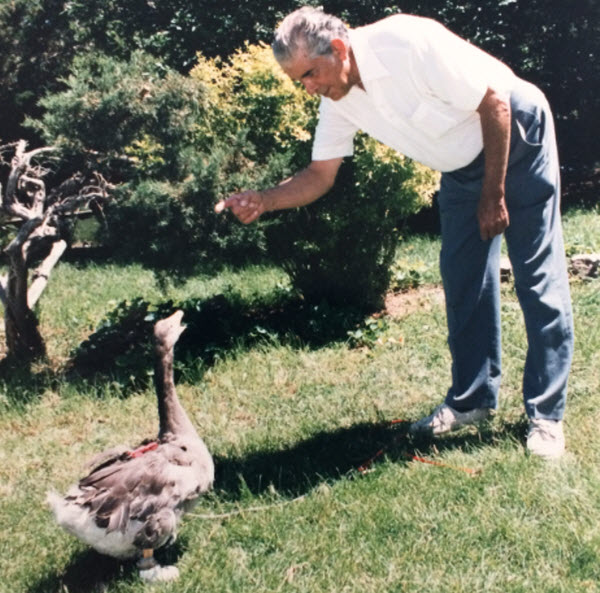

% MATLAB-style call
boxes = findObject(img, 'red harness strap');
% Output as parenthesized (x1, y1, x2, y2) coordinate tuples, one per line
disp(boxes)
(127, 441, 159, 458)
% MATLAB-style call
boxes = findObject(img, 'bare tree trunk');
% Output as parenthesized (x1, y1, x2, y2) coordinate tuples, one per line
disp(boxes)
(28, 240, 68, 308)
(4, 293, 46, 360)
(0, 141, 112, 363)
(4, 220, 46, 359)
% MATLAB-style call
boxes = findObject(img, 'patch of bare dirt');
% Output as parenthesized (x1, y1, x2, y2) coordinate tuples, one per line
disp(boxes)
(383, 249, 600, 320)
(384, 285, 445, 318)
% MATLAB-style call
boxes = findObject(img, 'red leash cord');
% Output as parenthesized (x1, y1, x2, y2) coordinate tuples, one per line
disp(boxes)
(357, 420, 480, 476)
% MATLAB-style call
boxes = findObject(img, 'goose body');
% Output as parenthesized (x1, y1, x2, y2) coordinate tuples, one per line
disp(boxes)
(48, 311, 214, 581)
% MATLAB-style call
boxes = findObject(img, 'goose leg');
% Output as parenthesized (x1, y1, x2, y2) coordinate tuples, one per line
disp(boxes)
(137, 549, 180, 582)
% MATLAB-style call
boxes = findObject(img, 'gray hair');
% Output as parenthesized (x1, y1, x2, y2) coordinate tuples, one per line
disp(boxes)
(272, 7, 349, 64)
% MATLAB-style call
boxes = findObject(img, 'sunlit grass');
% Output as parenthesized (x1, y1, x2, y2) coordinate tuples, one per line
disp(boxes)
(0, 208, 599, 593)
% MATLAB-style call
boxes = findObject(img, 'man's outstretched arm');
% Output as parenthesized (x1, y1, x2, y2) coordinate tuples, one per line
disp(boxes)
(217, 158, 343, 224)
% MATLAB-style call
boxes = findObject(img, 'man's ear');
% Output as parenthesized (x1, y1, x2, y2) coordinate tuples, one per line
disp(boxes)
(330, 38, 348, 60)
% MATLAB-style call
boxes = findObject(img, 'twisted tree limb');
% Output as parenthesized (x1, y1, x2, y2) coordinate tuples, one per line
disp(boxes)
(4, 217, 47, 358)
(1, 141, 113, 362)
(5, 141, 55, 221)
(28, 239, 68, 309)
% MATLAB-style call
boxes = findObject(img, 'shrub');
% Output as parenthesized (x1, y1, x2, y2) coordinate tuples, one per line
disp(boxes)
(30, 51, 206, 180)
(104, 140, 288, 272)
(266, 137, 439, 309)
(191, 42, 318, 166)
(30, 51, 271, 269)
(32, 43, 439, 299)
(192, 44, 440, 310)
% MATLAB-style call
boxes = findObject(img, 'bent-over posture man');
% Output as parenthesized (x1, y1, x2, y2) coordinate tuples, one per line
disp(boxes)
(221, 7, 574, 459)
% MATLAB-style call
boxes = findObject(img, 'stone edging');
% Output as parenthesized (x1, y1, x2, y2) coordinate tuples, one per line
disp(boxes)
(500, 253, 600, 281)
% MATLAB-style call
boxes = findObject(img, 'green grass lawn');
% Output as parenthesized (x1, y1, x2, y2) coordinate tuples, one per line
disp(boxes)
(0, 207, 599, 593)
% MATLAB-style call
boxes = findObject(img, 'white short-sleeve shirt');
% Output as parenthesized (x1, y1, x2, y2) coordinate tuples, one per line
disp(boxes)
(311, 15, 516, 172)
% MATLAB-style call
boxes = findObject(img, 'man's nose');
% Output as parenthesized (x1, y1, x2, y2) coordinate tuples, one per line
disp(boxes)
(302, 80, 317, 95)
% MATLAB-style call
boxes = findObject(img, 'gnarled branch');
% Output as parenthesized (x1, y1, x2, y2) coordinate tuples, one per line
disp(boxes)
(5, 141, 56, 221)
(1, 141, 115, 362)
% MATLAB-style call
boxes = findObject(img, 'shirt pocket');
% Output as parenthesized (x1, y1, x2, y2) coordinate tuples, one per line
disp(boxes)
(409, 102, 458, 138)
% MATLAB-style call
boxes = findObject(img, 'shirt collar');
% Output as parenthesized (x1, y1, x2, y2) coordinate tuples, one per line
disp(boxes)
(348, 27, 390, 84)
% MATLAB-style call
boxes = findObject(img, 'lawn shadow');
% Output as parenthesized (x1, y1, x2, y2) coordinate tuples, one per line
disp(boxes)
(66, 293, 367, 393)
(211, 416, 528, 500)
(0, 356, 57, 407)
(27, 549, 136, 593)
(0, 292, 365, 403)
(27, 537, 188, 593)
(29, 417, 526, 592)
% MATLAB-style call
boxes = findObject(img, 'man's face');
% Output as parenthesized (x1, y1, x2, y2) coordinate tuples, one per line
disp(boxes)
(280, 40, 354, 101)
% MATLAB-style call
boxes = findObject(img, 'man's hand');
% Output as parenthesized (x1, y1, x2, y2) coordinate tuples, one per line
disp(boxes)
(214, 158, 343, 224)
(477, 187, 509, 240)
(215, 190, 265, 224)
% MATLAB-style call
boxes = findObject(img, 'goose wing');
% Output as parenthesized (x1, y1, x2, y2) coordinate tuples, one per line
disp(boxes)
(70, 443, 211, 534)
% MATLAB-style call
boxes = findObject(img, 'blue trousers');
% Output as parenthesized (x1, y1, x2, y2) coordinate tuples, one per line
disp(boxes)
(438, 79, 574, 420)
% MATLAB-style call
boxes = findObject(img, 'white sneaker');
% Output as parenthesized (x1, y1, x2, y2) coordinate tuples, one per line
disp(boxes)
(410, 403, 492, 435)
(526, 419, 565, 460)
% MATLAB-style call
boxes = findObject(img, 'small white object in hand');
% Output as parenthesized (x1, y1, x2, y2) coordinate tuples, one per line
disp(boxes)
(214, 201, 226, 213)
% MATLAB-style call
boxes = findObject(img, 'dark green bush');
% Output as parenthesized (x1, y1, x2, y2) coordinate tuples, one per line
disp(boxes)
(266, 136, 438, 310)
(193, 45, 439, 310)
(104, 140, 291, 271)
(32, 44, 438, 305)
(30, 51, 206, 180)
(30, 51, 272, 269)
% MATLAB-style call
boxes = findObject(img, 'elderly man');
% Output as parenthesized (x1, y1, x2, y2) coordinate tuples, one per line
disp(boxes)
(220, 7, 574, 459)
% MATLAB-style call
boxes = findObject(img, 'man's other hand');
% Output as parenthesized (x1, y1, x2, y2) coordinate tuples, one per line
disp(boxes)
(477, 189, 509, 240)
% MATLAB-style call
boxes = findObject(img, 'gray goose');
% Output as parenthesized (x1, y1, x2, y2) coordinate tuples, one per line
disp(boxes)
(47, 311, 214, 582)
